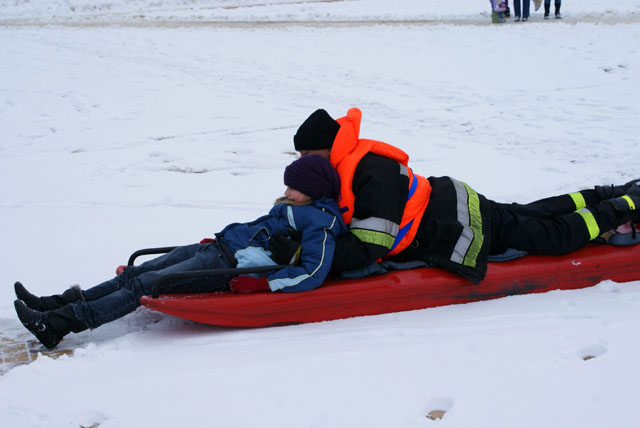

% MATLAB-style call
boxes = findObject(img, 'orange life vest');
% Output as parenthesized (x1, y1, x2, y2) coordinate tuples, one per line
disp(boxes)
(330, 108, 432, 256)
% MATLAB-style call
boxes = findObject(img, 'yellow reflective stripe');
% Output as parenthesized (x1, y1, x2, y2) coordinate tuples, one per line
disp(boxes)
(351, 228, 395, 249)
(622, 195, 636, 211)
(577, 208, 600, 241)
(463, 183, 484, 268)
(450, 179, 485, 268)
(569, 192, 587, 210)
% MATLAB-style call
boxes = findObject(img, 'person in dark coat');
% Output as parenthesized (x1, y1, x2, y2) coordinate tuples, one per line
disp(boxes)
(271, 107, 639, 284)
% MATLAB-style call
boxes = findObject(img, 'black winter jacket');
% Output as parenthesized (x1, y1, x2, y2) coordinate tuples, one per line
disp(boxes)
(390, 176, 492, 283)
(331, 154, 492, 283)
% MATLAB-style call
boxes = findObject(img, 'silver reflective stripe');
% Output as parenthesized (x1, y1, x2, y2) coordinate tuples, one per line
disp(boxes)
(451, 179, 473, 265)
(351, 217, 400, 237)
(287, 205, 297, 230)
(399, 163, 409, 177)
(269, 273, 310, 291)
(269, 216, 337, 291)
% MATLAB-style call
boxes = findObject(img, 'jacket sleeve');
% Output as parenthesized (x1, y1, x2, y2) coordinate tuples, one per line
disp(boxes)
(331, 153, 409, 272)
(266, 206, 340, 292)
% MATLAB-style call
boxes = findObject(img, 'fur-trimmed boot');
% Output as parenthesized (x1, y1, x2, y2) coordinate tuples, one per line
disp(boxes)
(14, 281, 84, 312)
(14, 300, 88, 349)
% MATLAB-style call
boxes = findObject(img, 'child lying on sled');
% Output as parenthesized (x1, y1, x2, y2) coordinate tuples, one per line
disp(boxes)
(14, 155, 348, 349)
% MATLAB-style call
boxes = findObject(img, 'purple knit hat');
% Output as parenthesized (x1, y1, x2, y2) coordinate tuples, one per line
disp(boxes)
(284, 155, 340, 200)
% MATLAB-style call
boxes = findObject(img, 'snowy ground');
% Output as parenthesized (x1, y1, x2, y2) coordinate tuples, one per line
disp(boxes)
(1, 1, 640, 427)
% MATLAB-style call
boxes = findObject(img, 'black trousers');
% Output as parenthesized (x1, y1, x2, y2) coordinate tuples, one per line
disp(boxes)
(488, 189, 628, 255)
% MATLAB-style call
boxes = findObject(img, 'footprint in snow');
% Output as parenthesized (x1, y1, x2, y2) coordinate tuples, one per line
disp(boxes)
(579, 344, 607, 361)
(425, 397, 454, 420)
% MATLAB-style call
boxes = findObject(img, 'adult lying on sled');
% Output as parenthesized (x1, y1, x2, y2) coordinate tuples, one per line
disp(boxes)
(14, 155, 348, 349)
(271, 107, 640, 283)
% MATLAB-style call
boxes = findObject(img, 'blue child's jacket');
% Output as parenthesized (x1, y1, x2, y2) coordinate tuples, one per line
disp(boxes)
(217, 198, 348, 292)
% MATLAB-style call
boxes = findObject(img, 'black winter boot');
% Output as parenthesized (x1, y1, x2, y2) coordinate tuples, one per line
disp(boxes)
(14, 300, 87, 349)
(595, 178, 640, 200)
(544, 3, 550, 19)
(602, 183, 640, 215)
(14, 281, 84, 312)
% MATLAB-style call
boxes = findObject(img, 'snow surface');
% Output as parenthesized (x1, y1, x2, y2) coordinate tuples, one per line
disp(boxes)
(1, 0, 640, 427)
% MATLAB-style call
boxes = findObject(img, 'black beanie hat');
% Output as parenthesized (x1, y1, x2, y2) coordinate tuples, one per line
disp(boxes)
(284, 155, 340, 200)
(293, 109, 340, 151)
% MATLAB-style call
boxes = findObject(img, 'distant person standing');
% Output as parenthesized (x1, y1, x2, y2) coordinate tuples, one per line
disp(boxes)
(513, 0, 530, 21)
(490, 0, 507, 23)
(544, 0, 562, 19)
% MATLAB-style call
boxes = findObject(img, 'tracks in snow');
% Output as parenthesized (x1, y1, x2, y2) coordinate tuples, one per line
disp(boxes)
(2, 13, 640, 28)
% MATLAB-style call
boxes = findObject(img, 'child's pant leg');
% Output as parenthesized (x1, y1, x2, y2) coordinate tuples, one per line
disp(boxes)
(72, 244, 229, 328)
(82, 244, 202, 301)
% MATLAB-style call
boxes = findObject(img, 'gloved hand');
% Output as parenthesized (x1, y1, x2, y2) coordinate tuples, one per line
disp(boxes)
(229, 276, 270, 294)
(269, 227, 302, 265)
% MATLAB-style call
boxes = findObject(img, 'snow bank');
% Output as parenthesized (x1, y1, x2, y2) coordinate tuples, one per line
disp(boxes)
(1, 0, 639, 21)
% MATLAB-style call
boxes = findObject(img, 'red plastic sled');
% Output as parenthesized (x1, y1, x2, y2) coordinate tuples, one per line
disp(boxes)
(140, 244, 640, 327)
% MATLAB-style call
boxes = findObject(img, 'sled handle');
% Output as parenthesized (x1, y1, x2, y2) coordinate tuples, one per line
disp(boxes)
(127, 246, 179, 267)
(151, 264, 288, 298)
